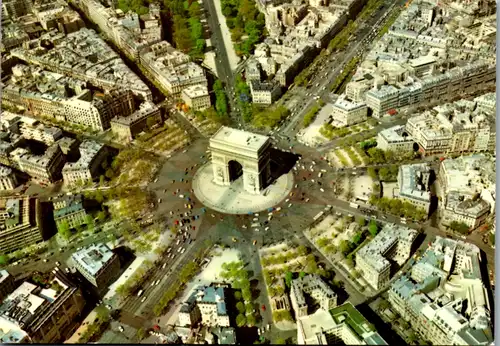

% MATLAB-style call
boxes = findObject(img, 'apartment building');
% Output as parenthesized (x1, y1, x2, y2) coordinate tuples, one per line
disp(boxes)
(0, 112, 63, 145)
(363, 62, 495, 117)
(397, 163, 432, 213)
(71, 243, 120, 289)
(290, 274, 337, 318)
(0, 268, 86, 343)
(356, 224, 418, 290)
(377, 125, 415, 152)
(140, 41, 207, 95)
(110, 102, 162, 141)
(438, 155, 495, 229)
(365, 85, 399, 118)
(17, 144, 66, 184)
(387, 237, 492, 345)
(245, 60, 262, 81)
(331, 98, 368, 126)
(442, 192, 490, 229)
(2, 67, 136, 131)
(181, 85, 211, 112)
(0, 197, 45, 254)
(0, 270, 16, 303)
(53, 194, 87, 232)
(62, 140, 107, 186)
(2, 0, 32, 19)
(10, 28, 152, 101)
(297, 302, 388, 345)
(249, 80, 282, 104)
(179, 284, 230, 327)
(405, 99, 496, 156)
(0, 165, 18, 191)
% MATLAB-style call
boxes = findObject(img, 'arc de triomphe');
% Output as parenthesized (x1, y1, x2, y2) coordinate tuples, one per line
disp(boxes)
(209, 126, 272, 195)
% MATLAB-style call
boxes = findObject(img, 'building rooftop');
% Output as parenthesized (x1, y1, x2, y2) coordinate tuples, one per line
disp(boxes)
(357, 223, 418, 272)
(0, 270, 11, 284)
(378, 125, 414, 143)
(210, 127, 269, 153)
(111, 103, 159, 126)
(398, 163, 432, 203)
(53, 194, 85, 219)
(71, 243, 115, 277)
(0, 165, 13, 178)
(333, 97, 367, 111)
(182, 84, 209, 99)
(62, 140, 104, 172)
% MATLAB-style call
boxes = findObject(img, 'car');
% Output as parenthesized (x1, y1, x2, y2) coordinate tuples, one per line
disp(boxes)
(118, 326, 125, 332)
(141, 297, 147, 302)
(43, 259, 48, 263)
(261, 304, 266, 312)
(55, 261, 61, 266)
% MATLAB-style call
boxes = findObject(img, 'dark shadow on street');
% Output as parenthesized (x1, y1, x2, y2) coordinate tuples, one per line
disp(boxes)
(264, 149, 300, 190)
(356, 303, 406, 345)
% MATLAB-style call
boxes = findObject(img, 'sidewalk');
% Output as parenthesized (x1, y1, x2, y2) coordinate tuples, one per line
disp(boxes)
(65, 311, 97, 343)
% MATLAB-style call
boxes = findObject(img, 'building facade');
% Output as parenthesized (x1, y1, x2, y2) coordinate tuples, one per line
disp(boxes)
(0, 197, 45, 254)
(356, 224, 418, 290)
(331, 98, 368, 126)
(53, 194, 88, 232)
(110, 103, 162, 141)
(0, 269, 86, 343)
(290, 274, 337, 319)
(181, 85, 211, 111)
(179, 284, 230, 328)
(71, 243, 120, 288)
(62, 140, 107, 186)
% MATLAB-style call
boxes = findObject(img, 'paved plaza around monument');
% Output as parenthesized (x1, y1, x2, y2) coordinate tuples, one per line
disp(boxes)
(193, 162, 294, 214)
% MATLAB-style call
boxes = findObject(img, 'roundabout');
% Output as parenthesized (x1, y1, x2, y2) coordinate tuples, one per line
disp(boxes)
(192, 162, 294, 214)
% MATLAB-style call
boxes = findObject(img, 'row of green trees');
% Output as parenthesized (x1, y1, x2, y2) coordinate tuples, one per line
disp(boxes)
(117, 0, 150, 15)
(163, 0, 206, 58)
(220, 261, 259, 327)
(367, 165, 400, 182)
(213, 79, 229, 119)
(221, 0, 266, 56)
(302, 102, 321, 127)
(369, 195, 428, 221)
(330, 57, 360, 93)
(235, 75, 253, 122)
(153, 262, 199, 316)
(251, 105, 290, 129)
(116, 260, 154, 297)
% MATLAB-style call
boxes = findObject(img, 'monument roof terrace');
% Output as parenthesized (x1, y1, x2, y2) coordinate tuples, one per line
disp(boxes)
(210, 127, 269, 153)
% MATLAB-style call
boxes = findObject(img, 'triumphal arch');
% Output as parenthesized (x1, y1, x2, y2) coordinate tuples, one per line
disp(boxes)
(209, 126, 272, 195)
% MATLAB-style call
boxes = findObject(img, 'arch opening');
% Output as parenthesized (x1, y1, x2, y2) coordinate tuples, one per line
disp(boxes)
(228, 160, 243, 182)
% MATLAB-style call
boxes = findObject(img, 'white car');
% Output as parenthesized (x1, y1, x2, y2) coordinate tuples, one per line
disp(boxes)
(118, 326, 125, 332)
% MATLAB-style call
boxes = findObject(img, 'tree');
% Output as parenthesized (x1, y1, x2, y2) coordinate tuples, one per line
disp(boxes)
(58, 221, 72, 240)
(450, 221, 470, 235)
(242, 288, 252, 301)
(246, 303, 253, 314)
(234, 291, 242, 301)
(489, 232, 495, 246)
(339, 240, 352, 256)
(97, 210, 107, 222)
(357, 217, 366, 226)
(0, 255, 8, 266)
(317, 237, 329, 248)
(284, 271, 293, 288)
(368, 220, 379, 237)
(136, 327, 146, 341)
(236, 313, 247, 327)
(236, 301, 245, 313)
(297, 245, 309, 256)
(275, 338, 286, 345)
(299, 271, 306, 279)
